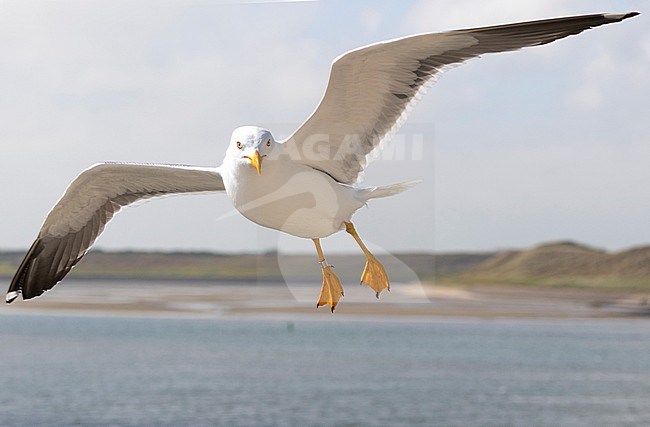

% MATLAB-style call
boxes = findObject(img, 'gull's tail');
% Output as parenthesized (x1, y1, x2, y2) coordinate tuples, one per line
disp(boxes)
(366, 180, 421, 200)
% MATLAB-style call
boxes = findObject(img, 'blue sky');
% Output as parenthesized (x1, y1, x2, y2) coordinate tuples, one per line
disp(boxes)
(0, 0, 647, 254)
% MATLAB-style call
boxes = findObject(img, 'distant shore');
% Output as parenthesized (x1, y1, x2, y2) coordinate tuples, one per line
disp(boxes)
(3, 280, 649, 319)
(3, 242, 648, 292)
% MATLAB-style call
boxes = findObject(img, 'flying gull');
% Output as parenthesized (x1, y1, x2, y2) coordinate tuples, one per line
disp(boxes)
(6, 12, 639, 311)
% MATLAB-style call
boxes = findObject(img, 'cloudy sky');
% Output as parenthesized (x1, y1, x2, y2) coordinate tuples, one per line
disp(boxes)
(1, 0, 647, 255)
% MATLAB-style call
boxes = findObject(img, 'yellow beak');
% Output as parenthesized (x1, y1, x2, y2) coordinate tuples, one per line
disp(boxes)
(244, 150, 264, 175)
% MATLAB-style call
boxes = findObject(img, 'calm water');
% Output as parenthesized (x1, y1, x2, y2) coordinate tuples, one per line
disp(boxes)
(1, 313, 649, 426)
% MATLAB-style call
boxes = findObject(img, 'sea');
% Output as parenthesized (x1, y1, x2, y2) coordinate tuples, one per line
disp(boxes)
(1, 312, 649, 427)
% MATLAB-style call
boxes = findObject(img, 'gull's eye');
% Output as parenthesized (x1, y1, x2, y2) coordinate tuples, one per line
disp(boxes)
(266, 139, 271, 147)
(236, 141, 243, 149)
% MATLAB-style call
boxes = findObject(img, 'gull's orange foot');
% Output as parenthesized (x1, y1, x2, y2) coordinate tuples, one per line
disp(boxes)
(317, 265, 344, 313)
(360, 254, 390, 298)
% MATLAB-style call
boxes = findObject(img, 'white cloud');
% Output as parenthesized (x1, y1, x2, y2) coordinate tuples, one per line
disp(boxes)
(402, 0, 570, 33)
(360, 7, 382, 38)
(565, 56, 615, 111)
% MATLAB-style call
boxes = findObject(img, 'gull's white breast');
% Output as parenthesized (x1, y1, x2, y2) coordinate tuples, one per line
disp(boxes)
(222, 157, 365, 239)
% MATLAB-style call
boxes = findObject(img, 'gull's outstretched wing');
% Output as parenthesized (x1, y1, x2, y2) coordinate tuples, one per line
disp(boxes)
(6, 163, 225, 303)
(283, 12, 638, 184)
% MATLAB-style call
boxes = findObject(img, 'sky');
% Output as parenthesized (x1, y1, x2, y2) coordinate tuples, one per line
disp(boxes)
(0, 0, 648, 256)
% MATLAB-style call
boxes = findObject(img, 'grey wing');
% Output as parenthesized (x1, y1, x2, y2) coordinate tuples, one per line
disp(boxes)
(6, 163, 225, 303)
(282, 12, 638, 184)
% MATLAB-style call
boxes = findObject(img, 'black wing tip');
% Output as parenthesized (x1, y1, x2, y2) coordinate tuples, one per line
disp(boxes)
(608, 12, 640, 21)
(6, 238, 42, 304)
(6, 237, 65, 304)
(5, 291, 20, 304)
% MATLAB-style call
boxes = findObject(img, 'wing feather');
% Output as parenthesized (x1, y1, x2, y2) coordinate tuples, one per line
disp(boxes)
(283, 12, 638, 184)
(6, 162, 225, 303)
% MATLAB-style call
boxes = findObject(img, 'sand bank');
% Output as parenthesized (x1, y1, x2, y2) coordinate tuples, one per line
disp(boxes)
(3, 280, 649, 319)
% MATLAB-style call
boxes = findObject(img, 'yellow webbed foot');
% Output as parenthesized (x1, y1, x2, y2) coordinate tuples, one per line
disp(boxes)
(317, 265, 344, 313)
(361, 254, 390, 298)
(344, 221, 391, 299)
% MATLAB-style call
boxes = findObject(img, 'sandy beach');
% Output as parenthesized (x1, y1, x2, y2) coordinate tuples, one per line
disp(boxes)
(3, 279, 649, 319)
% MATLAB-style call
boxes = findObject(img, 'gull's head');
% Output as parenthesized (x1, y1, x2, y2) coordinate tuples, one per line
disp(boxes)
(226, 126, 276, 176)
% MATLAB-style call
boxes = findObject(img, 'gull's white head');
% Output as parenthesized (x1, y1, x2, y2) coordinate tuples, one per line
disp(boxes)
(226, 126, 276, 176)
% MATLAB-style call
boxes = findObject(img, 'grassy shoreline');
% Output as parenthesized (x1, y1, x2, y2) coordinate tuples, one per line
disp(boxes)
(2, 241, 648, 294)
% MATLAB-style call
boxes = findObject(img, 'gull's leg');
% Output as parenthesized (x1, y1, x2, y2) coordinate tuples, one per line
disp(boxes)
(313, 238, 344, 313)
(345, 222, 390, 298)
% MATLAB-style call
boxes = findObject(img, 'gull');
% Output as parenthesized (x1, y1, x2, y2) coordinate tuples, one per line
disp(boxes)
(6, 12, 638, 311)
